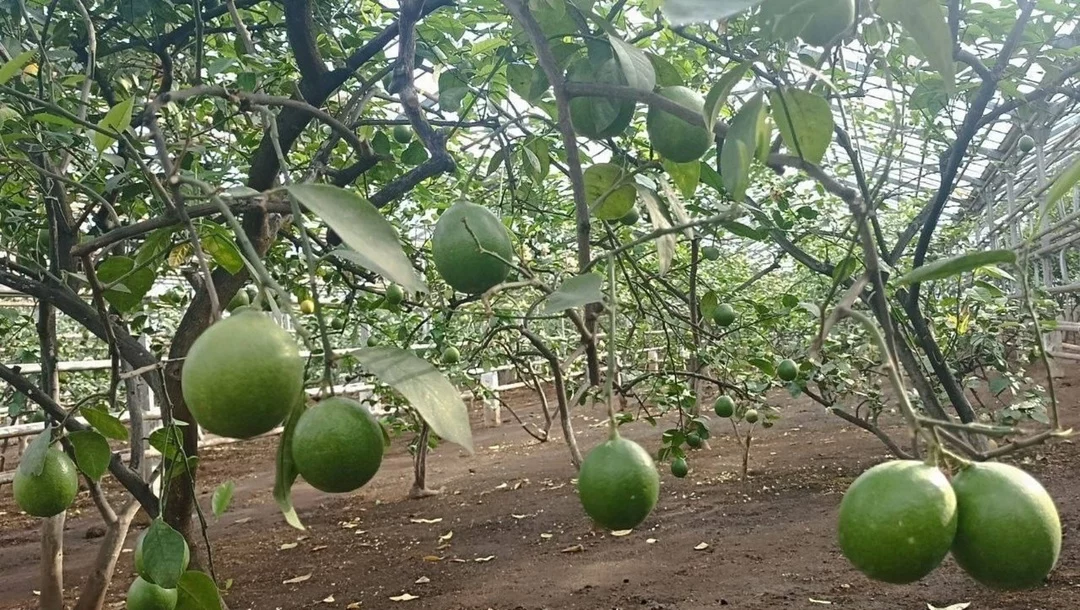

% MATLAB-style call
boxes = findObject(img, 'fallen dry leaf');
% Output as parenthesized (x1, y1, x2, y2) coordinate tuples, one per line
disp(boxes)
(928, 604, 971, 610)
(560, 544, 584, 553)
(540, 533, 553, 539)
(322, 595, 335, 603)
(311, 545, 328, 552)
(415, 576, 430, 584)
(233, 517, 252, 524)
(409, 518, 442, 524)
(694, 542, 709, 550)
(808, 599, 832, 605)
(421, 555, 442, 562)
(279, 543, 298, 550)
(346, 603, 361, 609)
(611, 530, 633, 537)
(474, 555, 495, 562)
(389, 593, 419, 602)
(282, 573, 312, 585)
(646, 538, 658, 544)
(439, 531, 453, 542)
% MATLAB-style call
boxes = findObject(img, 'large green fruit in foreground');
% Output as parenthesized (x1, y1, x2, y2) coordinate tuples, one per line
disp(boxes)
(126, 577, 178, 610)
(777, 358, 799, 382)
(713, 303, 736, 327)
(838, 460, 957, 584)
(799, 0, 855, 47)
(950, 462, 1061, 590)
(133, 530, 190, 580)
(713, 395, 735, 418)
(13, 446, 79, 517)
(646, 86, 712, 163)
(181, 310, 304, 439)
(577, 432, 660, 530)
(567, 57, 635, 139)
(292, 397, 385, 493)
(432, 200, 514, 294)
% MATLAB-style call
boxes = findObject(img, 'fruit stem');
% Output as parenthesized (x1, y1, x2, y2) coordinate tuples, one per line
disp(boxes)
(604, 254, 618, 432)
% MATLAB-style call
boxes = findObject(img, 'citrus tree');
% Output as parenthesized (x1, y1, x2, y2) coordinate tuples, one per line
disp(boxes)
(2, 0, 1079, 606)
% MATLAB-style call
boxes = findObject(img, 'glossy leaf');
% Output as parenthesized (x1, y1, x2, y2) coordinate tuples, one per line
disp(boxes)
(769, 89, 833, 164)
(211, 481, 235, 518)
(897, 250, 1017, 286)
(96, 256, 155, 312)
(142, 519, 188, 588)
(94, 97, 135, 153)
(81, 406, 129, 441)
(544, 273, 604, 313)
(273, 399, 306, 530)
(175, 570, 224, 610)
(288, 184, 426, 294)
(0, 50, 36, 85)
(720, 92, 766, 201)
(68, 429, 111, 480)
(704, 62, 750, 130)
(877, 0, 956, 94)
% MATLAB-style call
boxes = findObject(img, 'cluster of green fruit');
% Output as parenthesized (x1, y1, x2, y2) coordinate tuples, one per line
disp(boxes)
(182, 309, 385, 494)
(838, 460, 1061, 590)
(124, 531, 191, 610)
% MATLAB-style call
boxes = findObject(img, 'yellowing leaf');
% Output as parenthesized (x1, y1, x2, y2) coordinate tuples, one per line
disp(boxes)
(694, 542, 709, 550)
(282, 573, 312, 585)
(390, 593, 419, 601)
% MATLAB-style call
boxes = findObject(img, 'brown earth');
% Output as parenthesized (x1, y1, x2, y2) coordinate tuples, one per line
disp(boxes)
(1, 366, 1079, 610)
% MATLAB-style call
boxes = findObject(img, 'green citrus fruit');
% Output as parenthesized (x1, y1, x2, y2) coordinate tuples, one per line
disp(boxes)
(330, 317, 345, 331)
(838, 460, 957, 584)
(799, 0, 855, 47)
(291, 397, 385, 493)
(393, 124, 413, 144)
(567, 57, 636, 139)
(384, 283, 405, 305)
(225, 290, 250, 312)
(701, 245, 720, 261)
(646, 86, 712, 163)
(133, 530, 190, 579)
(713, 303, 736, 327)
(950, 462, 1061, 590)
(744, 409, 760, 424)
(366, 334, 379, 347)
(713, 395, 735, 418)
(181, 310, 304, 439)
(432, 200, 514, 294)
(685, 432, 704, 449)
(442, 346, 461, 364)
(777, 358, 799, 382)
(299, 299, 315, 315)
(577, 432, 660, 530)
(1018, 134, 1035, 153)
(670, 457, 689, 478)
(620, 207, 640, 226)
(13, 446, 79, 518)
(126, 577, 178, 610)
(584, 163, 637, 221)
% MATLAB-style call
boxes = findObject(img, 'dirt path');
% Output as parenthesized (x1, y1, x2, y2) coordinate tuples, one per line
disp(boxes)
(2, 368, 1079, 610)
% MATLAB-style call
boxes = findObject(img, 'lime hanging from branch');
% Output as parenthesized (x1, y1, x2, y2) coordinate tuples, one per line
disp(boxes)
(577, 430, 660, 531)
(291, 397, 385, 493)
(432, 200, 514, 294)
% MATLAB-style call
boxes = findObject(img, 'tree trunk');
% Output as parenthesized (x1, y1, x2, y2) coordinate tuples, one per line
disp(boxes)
(39, 515, 65, 610)
(73, 502, 141, 610)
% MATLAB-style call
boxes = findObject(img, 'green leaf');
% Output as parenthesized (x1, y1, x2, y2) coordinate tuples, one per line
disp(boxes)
(1046, 155, 1080, 208)
(142, 519, 188, 589)
(720, 93, 766, 201)
(96, 256, 155, 312)
(0, 50, 36, 86)
(543, 273, 604, 314)
(400, 141, 429, 166)
(135, 228, 175, 268)
(699, 290, 719, 322)
(523, 138, 550, 181)
(662, 0, 764, 25)
(211, 481, 235, 518)
(288, 184, 425, 294)
(506, 63, 549, 103)
(722, 220, 768, 241)
(81, 406, 129, 441)
(355, 347, 474, 453)
(607, 35, 656, 92)
(747, 357, 776, 377)
(647, 52, 683, 87)
(148, 425, 185, 461)
(663, 159, 701, 199)
(68, 430, 111, 481)
(273, 400, 306, 530)
(769, 89, 833, 164)
(93, 97, 136, 154)
(877, 0, 956, 94)
(897, 250, 1017, 286)
(175, 571, 224, 610)
(437, 70, 469, 113)
(20, 427, 54, 477)
(781, 293, 799, 309)
(832, 256, 859, 282)
(199, 230, 245, 275)
(704, 61, 750, 130)
(988, 377, 1010, 396)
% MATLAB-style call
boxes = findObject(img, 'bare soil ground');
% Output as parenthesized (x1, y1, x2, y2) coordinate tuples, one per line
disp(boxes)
(2, 365, 1079, 610)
